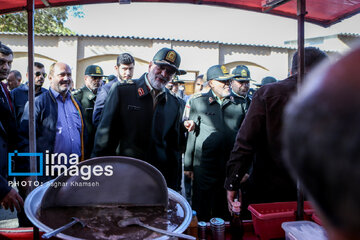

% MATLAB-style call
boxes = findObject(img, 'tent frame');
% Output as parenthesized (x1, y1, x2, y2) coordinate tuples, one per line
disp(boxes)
(2, 0, 356, 237)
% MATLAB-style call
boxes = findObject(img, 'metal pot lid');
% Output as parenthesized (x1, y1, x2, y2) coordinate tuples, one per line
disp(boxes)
(41, 156, 168, 209)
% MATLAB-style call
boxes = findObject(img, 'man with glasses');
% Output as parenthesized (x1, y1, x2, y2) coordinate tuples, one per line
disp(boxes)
(92, 48, 185, 191)
(183, 65, 245, 221)
(11, 62, 47, 125)
(73, 65, 105, 159)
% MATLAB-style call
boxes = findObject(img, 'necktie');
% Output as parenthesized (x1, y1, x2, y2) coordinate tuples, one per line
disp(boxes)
(0, 82, 14, 113)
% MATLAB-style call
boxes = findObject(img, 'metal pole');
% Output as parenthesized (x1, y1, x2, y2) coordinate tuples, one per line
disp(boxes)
(27, 0, 40, 237)
(27, 0, 37, 190)
(296, 0, 305, 221)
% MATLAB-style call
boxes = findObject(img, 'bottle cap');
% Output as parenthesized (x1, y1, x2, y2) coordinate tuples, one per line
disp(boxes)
(192, 210, 197, 216)
(210, 217, 225, 226)
(198, 221, 207, 227)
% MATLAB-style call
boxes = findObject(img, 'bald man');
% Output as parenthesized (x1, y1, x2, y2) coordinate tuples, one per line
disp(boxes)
(20, 62, 86, 182)
(283, 44, 360, 240)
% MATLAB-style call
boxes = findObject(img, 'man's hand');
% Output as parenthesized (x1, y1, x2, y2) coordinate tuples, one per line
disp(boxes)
(184, 171, 194, 180)
(1, 189, 24, 212)
(227, 190, 242, 214)
(184, 120, 195, 132)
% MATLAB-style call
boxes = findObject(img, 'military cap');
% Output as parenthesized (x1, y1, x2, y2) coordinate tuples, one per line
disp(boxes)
(85, 65, 105, 77)
(179, 69, 187, 75)
(171, 75, 185, 84)
(232, 65, 253, 81)
(206, 65, 234, 81)
(153, 48, 183, 75)
(255, 76, 277, 87)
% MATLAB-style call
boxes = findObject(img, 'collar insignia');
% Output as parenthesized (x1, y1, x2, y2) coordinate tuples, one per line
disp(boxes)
(209, 97, 214, 103)
(138, 88, 145, 96)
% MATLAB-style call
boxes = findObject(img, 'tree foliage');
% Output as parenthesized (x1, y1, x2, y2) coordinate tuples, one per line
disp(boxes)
(0, 6, 83, 34)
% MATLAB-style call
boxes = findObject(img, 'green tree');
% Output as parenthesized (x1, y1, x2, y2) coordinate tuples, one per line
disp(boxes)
(0, 6, 83, 34)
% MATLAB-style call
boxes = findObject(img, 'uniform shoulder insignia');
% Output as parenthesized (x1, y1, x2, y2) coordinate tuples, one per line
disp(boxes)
(72, 88, 82, 95)
(192, 92, 203, 99)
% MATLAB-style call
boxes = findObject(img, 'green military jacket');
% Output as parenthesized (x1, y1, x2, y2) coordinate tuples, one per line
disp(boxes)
(73, 86, 97, 159)
(184, 90, 248, 185)
(92, 73, 185, 190)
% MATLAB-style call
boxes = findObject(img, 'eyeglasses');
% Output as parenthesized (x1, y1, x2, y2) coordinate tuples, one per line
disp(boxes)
(35, 72, 47, 78)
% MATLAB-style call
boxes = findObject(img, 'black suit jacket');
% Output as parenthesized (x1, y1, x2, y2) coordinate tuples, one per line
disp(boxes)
(0, 84, 18, 200)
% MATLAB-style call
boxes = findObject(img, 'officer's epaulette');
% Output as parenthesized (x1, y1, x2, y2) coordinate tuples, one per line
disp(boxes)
(119, 79, 135, 85)
(191, 92, 203, 99)
(72, 88, 82, 95)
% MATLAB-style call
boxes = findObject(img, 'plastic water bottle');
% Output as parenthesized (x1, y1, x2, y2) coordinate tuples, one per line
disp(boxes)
(187, 210, 198, 238)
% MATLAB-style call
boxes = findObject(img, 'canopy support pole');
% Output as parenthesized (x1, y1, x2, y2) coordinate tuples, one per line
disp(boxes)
(26, 0, 39, 238)
(27, 0, 36, 192)
(296, 0, 306, 221)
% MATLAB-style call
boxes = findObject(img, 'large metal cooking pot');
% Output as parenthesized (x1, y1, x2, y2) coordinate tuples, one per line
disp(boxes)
(25, 181, 192, 240)
(24, 156, 192, 239)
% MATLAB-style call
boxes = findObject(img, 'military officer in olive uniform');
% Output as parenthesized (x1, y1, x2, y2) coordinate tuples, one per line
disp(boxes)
(92, 48, 186, 191)
(73, 65, 105, 159)
(183, 65, 246, 221)
(231, 65, 252, 113)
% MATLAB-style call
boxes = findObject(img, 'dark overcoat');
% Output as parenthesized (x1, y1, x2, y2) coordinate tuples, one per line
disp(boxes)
(92, 73, 184, 190)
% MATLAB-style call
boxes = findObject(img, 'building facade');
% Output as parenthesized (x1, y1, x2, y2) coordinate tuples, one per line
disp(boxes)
(1, 32, 349, 93)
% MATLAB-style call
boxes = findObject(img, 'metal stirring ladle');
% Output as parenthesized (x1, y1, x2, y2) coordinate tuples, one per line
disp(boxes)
(118, 217, 196, 240)
(42, 217, 86, 239)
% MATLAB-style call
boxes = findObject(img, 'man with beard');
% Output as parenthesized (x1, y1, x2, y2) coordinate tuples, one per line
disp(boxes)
(0, 42, 24, 216)
(93, 53, 135, 127)
(231, 65, 252, 112)
(11, 62, 47, 126)
(20, 62, 86, 182)
(92, 48, 185, 191)
(183, 65, 245, 221)
(73, 65, 105, 159)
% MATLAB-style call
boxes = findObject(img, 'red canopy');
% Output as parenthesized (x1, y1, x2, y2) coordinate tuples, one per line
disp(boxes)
(0, 0, 359, 27)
